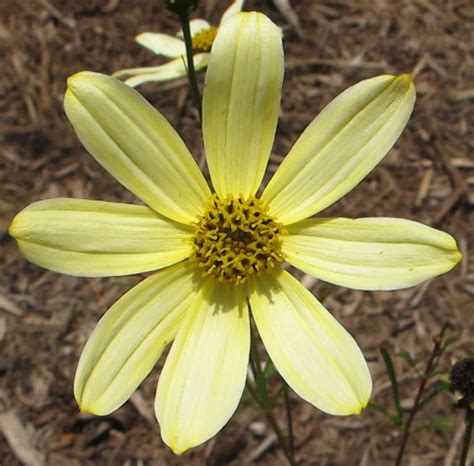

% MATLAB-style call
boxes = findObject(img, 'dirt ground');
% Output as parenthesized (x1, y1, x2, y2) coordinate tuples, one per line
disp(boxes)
(0, 0, 472, 465)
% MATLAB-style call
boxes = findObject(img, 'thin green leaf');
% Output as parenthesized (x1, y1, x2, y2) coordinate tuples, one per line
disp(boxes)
(396, 350, 417, 367)
(380, 347, 403, 421)
(269, 383, 287, 406)
(411, 416, 451, 433)
(368, 401, 397, 424)
(262, 358, 277, 380)
(441, 336, 456, 351)
(242, 389, 260, 408)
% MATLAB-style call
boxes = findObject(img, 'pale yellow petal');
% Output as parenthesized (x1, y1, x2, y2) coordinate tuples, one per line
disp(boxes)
(220, 0, 245, 23)
(156, 281, 249, 454)
(262, 74, 416, 224)
(74, 261, 200, 415)
(9, 198, 192, 277)
(249, 269, 372, 415)
(113, 54, 209, 87)
(283, 217, 462, 290)
(135, 32, 185, 57)
(64, 72, 211, 224)
(203, 12, 283, 197)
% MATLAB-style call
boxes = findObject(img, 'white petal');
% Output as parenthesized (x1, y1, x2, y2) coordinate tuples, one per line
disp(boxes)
(136, 32, 185, 58)
(9, 198, 192, 276)
(114, 54, 210, 87)
(262, 74, 416, 224)
(220, 0, 245, 24)
(249, 269, 372, 415)
(203, 12, 283, 197)
(74, 262, 200, 415)
(156, 281, 249, 454)
(283, 217, 462, 290)
(64, 72, 211, 224)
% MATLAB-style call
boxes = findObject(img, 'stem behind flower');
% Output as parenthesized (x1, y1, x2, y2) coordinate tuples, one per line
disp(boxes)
(177, 8, 202, 121)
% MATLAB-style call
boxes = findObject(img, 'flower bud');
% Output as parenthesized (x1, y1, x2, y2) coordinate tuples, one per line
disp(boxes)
(449, 358, 474, 409)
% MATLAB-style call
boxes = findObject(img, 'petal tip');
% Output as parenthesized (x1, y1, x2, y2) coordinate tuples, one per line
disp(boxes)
(342, 395, 370, 416)
(66, 71, 105, 93)
(66, 71, 87, 89)
(76, 396, 93, 415)
(351, 406, 363, 415)
(397, 73, 416, 95)
(447, 237, 463, 269)
(398, 72, 413, 83)
(351, 403, 366, 415)
(345, 388, 371, 416)
(168, 442, 188, 456)
(75, 385, 104, 416)
(8, 214, 19, 239)
(78, 404, 91, 415)
(77, 397, 111, 416)
(390, 73, 415, 99)
(160, 429, 192, 455)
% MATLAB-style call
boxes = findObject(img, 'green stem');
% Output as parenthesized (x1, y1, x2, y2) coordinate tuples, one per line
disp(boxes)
(459, 408, 473, 466)
(246, 378, 296, 465)
(395, 331, 446, 466)
(177, 8, 202, 121)
(248, 326, 296, 465)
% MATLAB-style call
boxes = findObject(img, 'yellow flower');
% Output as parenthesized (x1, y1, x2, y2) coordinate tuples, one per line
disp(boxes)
(113, 0, 243, 87)
(9, 12, 461, 455)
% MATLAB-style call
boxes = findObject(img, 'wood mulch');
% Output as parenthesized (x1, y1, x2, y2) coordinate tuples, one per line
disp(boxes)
(0, 0, 472, 464)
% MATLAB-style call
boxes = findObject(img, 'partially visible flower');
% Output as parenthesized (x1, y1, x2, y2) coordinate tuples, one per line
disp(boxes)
(9, 12, 462, 455)
(450, 358, 474, 409)
(113, 0, 243, 87)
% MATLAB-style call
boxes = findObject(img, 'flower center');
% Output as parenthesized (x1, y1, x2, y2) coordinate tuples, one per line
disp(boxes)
(191, 194, 286, 285)
(191, 26, 218, 52)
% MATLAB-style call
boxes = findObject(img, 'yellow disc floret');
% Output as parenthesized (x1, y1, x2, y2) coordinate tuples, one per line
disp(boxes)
(191, 27, 218, 52)
(191, 195, 286, 285)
